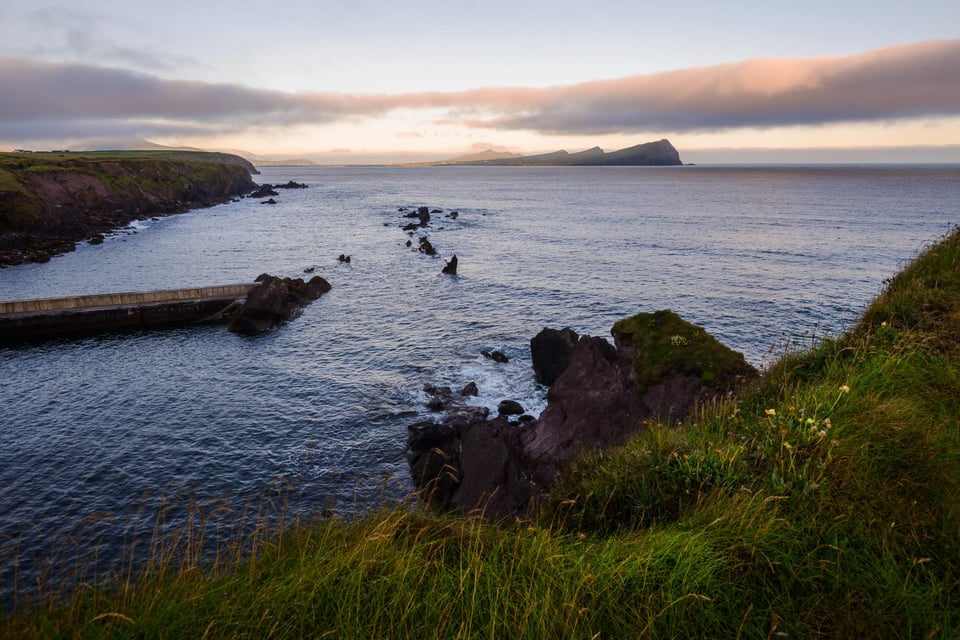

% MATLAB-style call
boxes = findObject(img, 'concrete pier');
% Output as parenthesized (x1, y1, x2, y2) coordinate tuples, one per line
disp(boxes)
(0, 283, 259, 342)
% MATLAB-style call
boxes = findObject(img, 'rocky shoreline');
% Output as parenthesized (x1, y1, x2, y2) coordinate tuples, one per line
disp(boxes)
(0, 151, 262, 268)
(407, 310, 758, 520)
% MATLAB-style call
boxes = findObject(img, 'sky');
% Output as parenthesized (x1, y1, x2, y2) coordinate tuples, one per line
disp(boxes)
(1, 0, 959, 163)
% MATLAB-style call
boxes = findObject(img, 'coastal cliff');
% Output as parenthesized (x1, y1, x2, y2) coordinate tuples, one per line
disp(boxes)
(0, 150, 258, 266)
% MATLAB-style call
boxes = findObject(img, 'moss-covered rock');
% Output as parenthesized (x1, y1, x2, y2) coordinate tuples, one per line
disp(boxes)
(612, 309, 758, 393)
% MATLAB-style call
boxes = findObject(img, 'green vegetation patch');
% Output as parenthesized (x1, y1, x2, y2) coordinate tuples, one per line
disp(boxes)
(613, 309, 758, 392)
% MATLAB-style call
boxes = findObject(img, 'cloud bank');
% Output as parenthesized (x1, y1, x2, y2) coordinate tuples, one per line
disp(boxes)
(1, 39, 958, 142)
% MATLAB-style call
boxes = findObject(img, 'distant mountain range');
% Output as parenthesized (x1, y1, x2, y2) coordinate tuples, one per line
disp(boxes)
(432, 139, 683, 166)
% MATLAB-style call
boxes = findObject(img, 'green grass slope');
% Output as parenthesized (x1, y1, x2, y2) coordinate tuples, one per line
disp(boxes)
(4, 227, 960, 638)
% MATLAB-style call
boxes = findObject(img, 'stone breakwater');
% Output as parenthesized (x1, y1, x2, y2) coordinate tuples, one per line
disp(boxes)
(0, 273, 331, 342)
(0, 151, 259, 267)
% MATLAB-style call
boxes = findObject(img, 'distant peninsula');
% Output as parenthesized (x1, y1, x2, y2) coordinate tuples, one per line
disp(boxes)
(0, 150, 257, 267)
(431, 139, 683, 167)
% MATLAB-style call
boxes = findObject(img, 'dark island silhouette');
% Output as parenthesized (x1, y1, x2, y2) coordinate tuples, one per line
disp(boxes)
(433, 138, 682, 166)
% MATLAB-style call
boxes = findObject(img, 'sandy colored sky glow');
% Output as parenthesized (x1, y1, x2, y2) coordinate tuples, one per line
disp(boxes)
(1, 1, 959, 162)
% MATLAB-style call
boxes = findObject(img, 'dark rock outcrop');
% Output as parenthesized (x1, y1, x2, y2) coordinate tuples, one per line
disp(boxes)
(248, 185, 280, 198)
(418, 237, 438, 256)
(407, 310, 758, 520)
(481, 349, 509, 363)
(442, 255, 458, 275)
(530, 327, 579, 385)
(227, 273, 331, 334)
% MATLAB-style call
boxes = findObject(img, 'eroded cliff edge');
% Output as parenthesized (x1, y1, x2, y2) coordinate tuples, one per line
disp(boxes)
(0, 151, 258, 267)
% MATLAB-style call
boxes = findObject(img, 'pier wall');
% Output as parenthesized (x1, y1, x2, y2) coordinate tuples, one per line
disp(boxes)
(0, 284, 258, 342)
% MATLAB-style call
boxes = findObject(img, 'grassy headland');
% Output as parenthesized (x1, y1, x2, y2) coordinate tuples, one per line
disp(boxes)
(3, 227, 959, 637)
(0, 150, 256, 267)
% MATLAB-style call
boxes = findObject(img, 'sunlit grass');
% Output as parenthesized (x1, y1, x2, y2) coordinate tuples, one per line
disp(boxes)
(3, 227, 960, 638)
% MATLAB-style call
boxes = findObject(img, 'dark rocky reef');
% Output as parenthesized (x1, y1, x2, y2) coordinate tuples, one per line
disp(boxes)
(227, 273, 331, 334)
(407, 310, 758, 520)
(0, 151, 257, 267)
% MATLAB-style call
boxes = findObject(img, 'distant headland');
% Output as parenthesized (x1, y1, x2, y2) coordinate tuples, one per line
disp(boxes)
(426, 138, 683, 167)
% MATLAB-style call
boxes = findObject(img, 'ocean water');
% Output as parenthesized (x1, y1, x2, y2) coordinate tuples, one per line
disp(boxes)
(1, 165, 958, 597)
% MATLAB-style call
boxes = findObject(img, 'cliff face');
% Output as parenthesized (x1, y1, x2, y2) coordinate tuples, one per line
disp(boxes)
(0, 151, 257, 266)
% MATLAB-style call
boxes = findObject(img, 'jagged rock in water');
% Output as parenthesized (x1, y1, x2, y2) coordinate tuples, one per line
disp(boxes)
(418, 237, 438, 256)
(227, 273, 331, 334)
(481, 349, 509, 363)
(442, 255, 458, 275)
(248, 185, 280, 198)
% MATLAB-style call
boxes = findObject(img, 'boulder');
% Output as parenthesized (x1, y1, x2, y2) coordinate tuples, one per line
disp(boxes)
(460, 381, 479, 397)
(497, 399, 525, 416)
(530, 327, 579, 385)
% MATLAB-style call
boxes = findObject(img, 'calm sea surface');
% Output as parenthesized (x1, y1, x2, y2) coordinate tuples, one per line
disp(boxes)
(1, 165, 958, 597)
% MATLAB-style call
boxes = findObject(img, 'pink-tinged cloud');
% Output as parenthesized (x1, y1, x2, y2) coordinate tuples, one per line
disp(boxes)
(1, 39, 958, 141)
(459, 39, 960, 134)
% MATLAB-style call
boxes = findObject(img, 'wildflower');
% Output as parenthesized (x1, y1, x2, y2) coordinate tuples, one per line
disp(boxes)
(818, 430, 827, 438)
(839, 385, 850, 393)
(765, 408, 777, 416)
(782, 441, 793, 450)
(806, 418, 815, 425)
(881, 321, 888, 328)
